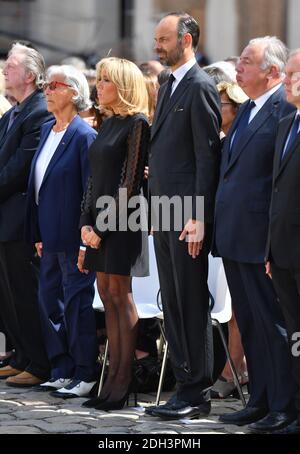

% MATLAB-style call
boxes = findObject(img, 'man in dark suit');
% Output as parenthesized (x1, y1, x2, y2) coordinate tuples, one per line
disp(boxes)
(266, 49, 300, 434)
(147, 12, 221, 419)
(213, 37, 296, 432)
(0, 43, 52, 385)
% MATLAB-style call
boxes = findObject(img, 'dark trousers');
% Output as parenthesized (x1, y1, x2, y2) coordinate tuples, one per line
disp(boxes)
(223, 259, 295, 412)
(153, 230, 213, 404)
(39, 250, 98, 381)
(0, 241, 50, 379)
(271, 264, 300, 415)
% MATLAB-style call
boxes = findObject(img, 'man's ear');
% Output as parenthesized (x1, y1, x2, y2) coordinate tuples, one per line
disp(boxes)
(267, 64, 280, 80)
(24, 70, 36, 85)
(182, 33, 193, 50)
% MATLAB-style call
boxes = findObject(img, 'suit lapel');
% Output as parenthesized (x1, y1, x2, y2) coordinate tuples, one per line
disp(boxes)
(39, 115, 80, 190)
(151, 64, 198, 141)
(273, 115, 294, 180)
(0, 109, 13, 148)
(275, 116, 300, 180)
(225, 92, 281, 174)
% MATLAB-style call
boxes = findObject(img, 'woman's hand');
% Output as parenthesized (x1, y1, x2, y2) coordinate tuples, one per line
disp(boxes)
(85, 230, 102, 249)
(77, 248, 89, 274)
(35, 242, 43, 258)
(81, 225, 93, 245)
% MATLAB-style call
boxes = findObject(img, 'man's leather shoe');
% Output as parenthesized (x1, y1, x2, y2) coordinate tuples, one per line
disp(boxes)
(0, 366, 23, 379)
(274, 420, 300, 434)
(219, 406, 268, 426)
(50, 379, 97, 398)
(145, 394, 178, 416)
(151, 398, 211, 420)
(248, 411, 296, 433)
(6, 371, 45, 387)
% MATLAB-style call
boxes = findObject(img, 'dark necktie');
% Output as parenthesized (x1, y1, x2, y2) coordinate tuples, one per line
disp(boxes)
(281, 114, 300, 161)
(229, 100, 256, 159)
(161, 74, 175, 110)
(7, 106, 20, 131)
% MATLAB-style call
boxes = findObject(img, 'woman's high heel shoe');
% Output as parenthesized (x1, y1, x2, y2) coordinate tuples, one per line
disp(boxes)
(94, 387, 138, 411)
(211, 375, 249, 399)
(82, 393, 110, 408)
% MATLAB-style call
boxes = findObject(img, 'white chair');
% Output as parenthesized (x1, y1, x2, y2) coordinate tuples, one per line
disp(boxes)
(93, 236, 165, 401)
(208, 255, 246, 406)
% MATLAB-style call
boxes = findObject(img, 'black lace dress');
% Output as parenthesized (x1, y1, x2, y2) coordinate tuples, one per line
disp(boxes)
(80, 113, 150, 276)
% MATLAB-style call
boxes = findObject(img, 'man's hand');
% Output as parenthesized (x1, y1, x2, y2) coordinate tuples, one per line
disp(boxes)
(77, 249, 89, 274)
(265, 261, 272, 279)
(35, 242, 43, 258)
(179, 219, 205, 259)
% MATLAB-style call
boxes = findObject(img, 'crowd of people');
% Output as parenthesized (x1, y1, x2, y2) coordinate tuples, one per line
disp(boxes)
(0, 10, 300, 434)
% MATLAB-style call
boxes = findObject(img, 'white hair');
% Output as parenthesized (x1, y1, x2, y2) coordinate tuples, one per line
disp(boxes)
(205, 61, 237, 82)
(248, 36, 288, 76)
(8, 43, 46, 89)
(289, 48, 300, 59)
(46, 65, 91, 112)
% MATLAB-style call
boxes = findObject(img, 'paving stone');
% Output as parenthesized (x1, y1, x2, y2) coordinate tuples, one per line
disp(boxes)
(0, 380, 249, 434)
(0, 426, 42, 434)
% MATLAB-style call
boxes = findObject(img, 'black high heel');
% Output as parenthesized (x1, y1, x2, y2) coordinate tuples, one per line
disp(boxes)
(82, 393, 110, 408)
(95, 385, 138, 411)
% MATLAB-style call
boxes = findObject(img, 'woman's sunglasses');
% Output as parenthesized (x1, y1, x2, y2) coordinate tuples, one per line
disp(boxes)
(43, 81, 72, 91)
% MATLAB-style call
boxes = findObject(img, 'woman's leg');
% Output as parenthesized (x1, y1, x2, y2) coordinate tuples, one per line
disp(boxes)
(222, 311, 247, 381)
(98, 272, 138, 401)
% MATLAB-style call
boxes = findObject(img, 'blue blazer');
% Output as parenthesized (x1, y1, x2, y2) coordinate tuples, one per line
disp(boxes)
(0, 90, 53, 241)
(25, 115, 97, 252)
(212, 85, 295, 263)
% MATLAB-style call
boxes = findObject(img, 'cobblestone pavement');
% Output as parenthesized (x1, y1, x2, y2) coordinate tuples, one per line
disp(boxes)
(0, 380, 250, 434)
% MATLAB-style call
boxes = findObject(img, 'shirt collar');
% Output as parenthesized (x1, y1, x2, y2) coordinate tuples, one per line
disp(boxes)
(16, 89, 39, 113)
(252, 83, 282, 110)
(172, 57, 197, 84)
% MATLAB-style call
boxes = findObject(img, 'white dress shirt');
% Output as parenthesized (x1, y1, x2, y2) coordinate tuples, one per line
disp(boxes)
(249, 83, 282, 123)
(170, 57, 197, 95)
(34, 129, 66, 204)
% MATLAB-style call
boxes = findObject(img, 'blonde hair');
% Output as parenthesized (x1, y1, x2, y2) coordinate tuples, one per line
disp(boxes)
(217, 81, 248, 106)
(96, 57, 149, 118)
(143, 73, 158, 125)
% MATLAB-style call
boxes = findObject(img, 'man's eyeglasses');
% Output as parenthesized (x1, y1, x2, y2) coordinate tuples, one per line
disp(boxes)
(43, 81, 72, 91)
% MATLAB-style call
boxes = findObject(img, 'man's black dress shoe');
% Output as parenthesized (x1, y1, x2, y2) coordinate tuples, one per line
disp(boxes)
(150, 398, 211, 420)
(219, 406, 268, 426)
(248, 411, 296, 433)
(145, 394, 178, 416)
(274, 420, 300, 434)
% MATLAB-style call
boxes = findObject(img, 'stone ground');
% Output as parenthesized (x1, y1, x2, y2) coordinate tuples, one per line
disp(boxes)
(0, 379, 249, 434)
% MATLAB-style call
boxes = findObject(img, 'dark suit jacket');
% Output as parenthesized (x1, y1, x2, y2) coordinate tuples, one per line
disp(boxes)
(213, 85, 295, 263)
(0, 90, 53, 241)
(266, 111, 300, 268)
(149, 63, 221, 224)
(25, 115, 97, 253)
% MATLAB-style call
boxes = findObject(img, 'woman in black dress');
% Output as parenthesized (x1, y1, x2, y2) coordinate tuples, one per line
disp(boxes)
(78, 57, 150, 410)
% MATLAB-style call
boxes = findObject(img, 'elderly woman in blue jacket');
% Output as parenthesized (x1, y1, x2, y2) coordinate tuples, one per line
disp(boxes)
(26, 65, 98, 398)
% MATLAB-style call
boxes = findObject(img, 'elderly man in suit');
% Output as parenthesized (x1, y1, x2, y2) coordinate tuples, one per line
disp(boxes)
(266, 49, 300, 434)
(0, 43, 52, 386)
(147, 12, 221, 420)
(213, 36, 296, 432)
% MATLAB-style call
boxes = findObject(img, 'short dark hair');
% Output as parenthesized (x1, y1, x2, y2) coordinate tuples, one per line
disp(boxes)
(164, 12, 200, 51)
